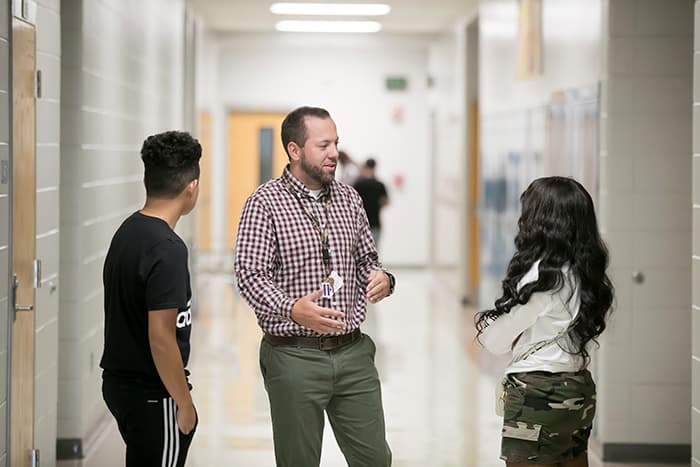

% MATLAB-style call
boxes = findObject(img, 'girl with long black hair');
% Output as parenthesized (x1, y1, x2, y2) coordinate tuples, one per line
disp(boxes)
(476, 176, 614, 467)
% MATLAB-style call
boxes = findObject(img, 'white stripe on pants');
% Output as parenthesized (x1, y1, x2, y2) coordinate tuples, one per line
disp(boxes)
(162, 398, 180, 467)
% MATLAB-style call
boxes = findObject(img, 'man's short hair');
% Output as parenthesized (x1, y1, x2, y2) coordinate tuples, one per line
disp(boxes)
(365, 158, 376, 169)
(281, 106, 331, 157)
(141, 131, 201, 199)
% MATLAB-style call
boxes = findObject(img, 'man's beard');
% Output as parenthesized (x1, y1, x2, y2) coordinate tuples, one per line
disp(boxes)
(300, 152, 335, 186)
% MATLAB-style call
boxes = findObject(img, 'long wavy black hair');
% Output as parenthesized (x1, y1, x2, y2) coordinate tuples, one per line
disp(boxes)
(475, 176, 614, 366)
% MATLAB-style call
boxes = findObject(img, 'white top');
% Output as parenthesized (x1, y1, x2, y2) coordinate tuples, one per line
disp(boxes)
(480, 260, 585, 374)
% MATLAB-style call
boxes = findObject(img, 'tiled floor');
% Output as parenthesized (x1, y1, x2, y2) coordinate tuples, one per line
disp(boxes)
(77, 269, 689, 467)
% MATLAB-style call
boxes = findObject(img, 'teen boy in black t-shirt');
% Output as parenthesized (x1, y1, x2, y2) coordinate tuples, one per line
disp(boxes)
(101, 131, 201, 467)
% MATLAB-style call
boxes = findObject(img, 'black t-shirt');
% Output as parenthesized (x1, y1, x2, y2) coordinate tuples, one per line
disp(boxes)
(353, 176, 388, 228)
(100, 212, 192, 395)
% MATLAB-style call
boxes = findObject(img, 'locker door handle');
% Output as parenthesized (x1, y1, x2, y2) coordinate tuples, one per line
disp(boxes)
(12, 274, 34, 320)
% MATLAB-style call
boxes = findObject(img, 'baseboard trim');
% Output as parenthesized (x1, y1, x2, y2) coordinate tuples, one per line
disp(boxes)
(57, 411, 115, 461)
(56, 438, 82, 460)
(601, 442, 690, 463)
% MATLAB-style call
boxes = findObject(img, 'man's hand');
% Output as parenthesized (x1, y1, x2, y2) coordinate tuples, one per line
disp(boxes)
(176, 402, 197, 435)
(291, 289, 346, 334)
(367, 270, 391, 303)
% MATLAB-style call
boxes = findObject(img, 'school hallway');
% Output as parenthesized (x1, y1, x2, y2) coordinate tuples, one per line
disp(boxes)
(5, 0, 700, 465)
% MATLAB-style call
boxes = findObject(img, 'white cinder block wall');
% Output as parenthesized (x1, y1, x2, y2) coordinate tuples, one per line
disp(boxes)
(692, 1, 700, 464)
(426, 11, 479, 301)
(0, 1, 9, 465)
(428, 23, 469, 279)
(597, 0, 693, 461)
(34, 0, 61, 465)
(58, 0, 187, 459)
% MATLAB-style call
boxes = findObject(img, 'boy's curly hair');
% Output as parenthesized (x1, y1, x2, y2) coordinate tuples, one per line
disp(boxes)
(141, 131, 201, 198)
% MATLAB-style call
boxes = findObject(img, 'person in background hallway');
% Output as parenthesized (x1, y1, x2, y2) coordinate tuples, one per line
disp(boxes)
(101, 131, 201, 467)
(353, 158, 389, 247)
(476, 176, 614, 467)
(337, 149, 360, 185)
(235, 106, 395, 467)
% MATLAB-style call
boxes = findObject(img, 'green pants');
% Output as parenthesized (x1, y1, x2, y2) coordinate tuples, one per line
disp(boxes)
(259, 333, 392, 467)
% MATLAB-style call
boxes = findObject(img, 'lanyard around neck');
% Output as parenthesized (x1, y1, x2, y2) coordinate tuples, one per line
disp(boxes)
(283, 177, 332, 275)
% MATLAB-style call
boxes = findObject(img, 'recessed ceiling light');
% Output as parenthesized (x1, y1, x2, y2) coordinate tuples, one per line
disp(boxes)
(270, 3, 391, 16)
(275, 20, 382, 33)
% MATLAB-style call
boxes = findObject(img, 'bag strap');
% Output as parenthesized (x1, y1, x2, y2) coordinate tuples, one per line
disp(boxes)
(508, 327, 570, 366)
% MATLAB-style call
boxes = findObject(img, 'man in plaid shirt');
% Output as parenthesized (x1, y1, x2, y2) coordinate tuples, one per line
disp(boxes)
(235, 106, 395, 467)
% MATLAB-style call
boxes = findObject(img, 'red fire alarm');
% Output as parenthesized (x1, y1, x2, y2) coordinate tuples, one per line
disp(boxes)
(391, 107, 404, 124)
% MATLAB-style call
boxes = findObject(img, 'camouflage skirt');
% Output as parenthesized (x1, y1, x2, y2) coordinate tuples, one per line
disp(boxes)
(501, 370, 596, 464)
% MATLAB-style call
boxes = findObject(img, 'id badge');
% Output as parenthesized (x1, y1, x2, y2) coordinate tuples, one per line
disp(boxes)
(322, 279, 333, 298)
(321, 270, 344, 298)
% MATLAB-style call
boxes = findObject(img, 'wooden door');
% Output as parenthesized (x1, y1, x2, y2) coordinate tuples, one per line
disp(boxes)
(10, 16, 35, 467)
(225, 112, 288, 249)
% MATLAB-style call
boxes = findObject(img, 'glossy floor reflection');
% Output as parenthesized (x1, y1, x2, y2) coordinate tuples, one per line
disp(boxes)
(186, 269, 499, 467)
(77, 268, 689, 467)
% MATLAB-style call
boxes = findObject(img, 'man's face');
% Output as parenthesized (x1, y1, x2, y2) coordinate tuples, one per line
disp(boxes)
(297, 116, 339, 188)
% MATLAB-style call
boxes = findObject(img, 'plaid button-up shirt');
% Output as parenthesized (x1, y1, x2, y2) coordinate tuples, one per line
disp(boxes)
(235, 166, 384, 336)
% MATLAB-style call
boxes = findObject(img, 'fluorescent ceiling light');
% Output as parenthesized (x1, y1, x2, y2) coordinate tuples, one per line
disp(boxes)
(270, 3, 391, 16)
(275, 20, 382, 33)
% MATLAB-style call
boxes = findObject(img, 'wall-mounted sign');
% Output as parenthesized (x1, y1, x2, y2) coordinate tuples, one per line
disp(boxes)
(385, 76, 408, 91)
(516, 0, 542, 80)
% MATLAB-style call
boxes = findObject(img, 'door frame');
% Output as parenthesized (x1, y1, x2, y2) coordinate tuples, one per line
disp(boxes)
(3, 2, 13, 466)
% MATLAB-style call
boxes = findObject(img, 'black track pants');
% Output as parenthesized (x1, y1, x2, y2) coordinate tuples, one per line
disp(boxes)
(103, 381, 197, 467)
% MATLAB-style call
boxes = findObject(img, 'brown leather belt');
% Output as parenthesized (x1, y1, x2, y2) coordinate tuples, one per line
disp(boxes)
(264, 329, 361, 351)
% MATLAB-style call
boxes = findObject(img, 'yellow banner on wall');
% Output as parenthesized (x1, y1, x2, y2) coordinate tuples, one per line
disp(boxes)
(517, 0, 543, 80)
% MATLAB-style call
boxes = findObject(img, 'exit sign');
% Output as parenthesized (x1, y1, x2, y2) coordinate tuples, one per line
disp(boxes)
(385, 76, 408, 91)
